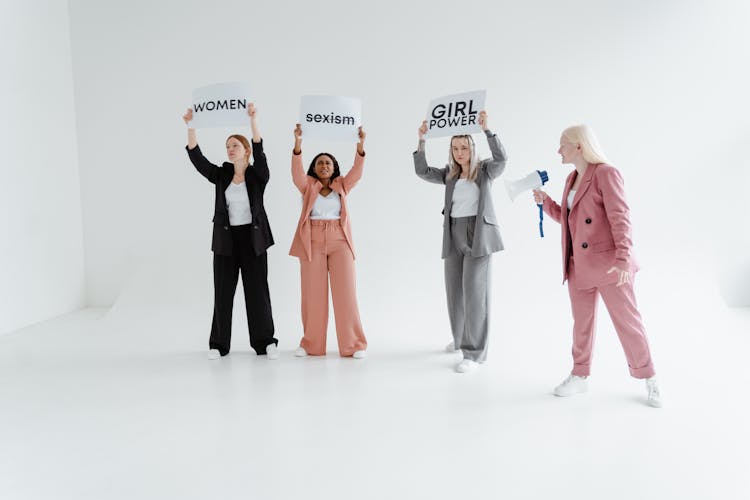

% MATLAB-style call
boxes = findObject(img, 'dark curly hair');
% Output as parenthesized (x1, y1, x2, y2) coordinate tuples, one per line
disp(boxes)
(307, 153, 341, 181)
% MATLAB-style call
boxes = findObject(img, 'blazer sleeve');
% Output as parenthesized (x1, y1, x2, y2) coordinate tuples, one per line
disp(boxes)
(413, 144, 447, 185)
(249, 138, 269, 187)
(481, 129, 508, 180)
(341, 151, 364, 193)
(291, 151, 308, 193)
(598, 166, 634, 266)
(542, 196, 563, 223)
(186, 144, 220, 184)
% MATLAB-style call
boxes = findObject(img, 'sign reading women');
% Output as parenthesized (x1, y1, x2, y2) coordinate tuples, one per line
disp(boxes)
(423, 90, 486, 139)
(190, 82, 252, 128)
(299, 95, 362, 142)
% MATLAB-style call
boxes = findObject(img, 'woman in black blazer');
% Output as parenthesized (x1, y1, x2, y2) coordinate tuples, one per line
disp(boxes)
(182, 103, 278, 360)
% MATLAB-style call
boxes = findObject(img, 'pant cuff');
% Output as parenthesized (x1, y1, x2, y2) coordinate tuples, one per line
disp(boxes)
(629, 364, 655, 379)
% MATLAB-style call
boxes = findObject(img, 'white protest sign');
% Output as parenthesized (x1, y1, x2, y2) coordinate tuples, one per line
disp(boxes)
(423, 90, 486, 138)
(189, 82, 252, 129)
(299, 95, 361, 142)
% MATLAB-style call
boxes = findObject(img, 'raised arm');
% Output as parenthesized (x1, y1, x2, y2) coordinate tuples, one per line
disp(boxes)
(183, 108, 220, 184)
(248, 101, 261, 143)
(478, 111, 508, 180)
(247, 103, 269, 186)
(413, 120, 447, 185)
(183, 108, 197, 149)
(291, 124, 307, 193)
(342, 126, 366, 192)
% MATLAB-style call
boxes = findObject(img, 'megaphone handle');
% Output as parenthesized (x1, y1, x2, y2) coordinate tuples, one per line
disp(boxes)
(537, 204, 544, 238)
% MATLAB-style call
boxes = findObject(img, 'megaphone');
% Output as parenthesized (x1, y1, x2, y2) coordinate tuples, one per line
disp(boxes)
(504, 170, 549, 237)
(505, 170, 549, 201)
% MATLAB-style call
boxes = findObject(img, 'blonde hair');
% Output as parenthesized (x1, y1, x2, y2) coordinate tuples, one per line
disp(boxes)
(561, 125, 609, 164)
(447, 135, 480, 181)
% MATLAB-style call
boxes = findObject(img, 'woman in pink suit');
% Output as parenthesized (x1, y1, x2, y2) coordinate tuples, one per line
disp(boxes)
(533, 124, 662, 407)
(289, 123, 368, 359)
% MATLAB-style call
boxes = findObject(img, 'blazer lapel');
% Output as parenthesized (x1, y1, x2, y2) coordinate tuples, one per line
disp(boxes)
(445, 176, 457, 214)
(570, 163, 596, 211)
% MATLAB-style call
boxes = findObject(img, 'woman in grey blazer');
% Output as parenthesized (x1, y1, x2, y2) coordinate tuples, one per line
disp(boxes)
(413, 111, 508, 372)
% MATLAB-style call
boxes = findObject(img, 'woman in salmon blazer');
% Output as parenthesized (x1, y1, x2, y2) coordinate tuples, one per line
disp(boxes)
(289, 123, 368, 359)
(533, 124, 662, 407)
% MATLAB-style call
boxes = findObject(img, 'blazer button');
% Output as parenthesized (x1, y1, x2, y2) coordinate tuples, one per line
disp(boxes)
(585, 218, 592, 224)
(224, 226, 229, 230)
(582, 242, 589, 249)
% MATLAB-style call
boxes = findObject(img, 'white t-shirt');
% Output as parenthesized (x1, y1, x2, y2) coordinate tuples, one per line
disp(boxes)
(225, 182, 252, 226)
(451, 179, 480, 217)
(567, 189, 576, 208)
(310, 191, 341, 220)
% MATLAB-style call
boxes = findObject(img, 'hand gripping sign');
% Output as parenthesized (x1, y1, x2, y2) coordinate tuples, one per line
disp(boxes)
(423, 90, 486, 139)
(190, 82, 252, 129)
(299, 95, 362, 142)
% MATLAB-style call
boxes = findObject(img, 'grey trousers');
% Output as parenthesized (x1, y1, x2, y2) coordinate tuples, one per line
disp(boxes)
(444, 216, 491, 362)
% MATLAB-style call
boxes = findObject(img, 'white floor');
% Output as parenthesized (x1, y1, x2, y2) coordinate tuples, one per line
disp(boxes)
(2, 285, 750, 500)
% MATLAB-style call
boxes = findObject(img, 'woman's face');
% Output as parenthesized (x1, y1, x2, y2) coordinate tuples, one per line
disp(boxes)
(226, 137, 248, 163)
(557, 136, 580, 165)
(451, 137, 471, 167)
(314, 155, 335, 180)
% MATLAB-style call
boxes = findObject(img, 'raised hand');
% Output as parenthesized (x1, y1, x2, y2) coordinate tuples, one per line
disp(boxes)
(418, 120, 428, 140)
(247, 102, 257, 119)
(183, 108, 193, 126)
(357, 126, 366, 156)
(293, 124, 302, 154)
(478, 110, 488, 131)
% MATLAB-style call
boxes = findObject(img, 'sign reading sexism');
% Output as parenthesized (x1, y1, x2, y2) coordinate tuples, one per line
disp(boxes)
(190, 82, 252, 129)
(300, 95, 362, 142)
(423, 90, 486, 138)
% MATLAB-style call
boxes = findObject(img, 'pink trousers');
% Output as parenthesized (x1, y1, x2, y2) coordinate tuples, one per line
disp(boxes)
(298, 220, 367, 356)
(567, 260, 655, 379)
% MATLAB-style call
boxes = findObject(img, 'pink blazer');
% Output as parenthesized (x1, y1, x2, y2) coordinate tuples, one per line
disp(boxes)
(289, 151, 364, 261)
(543, 163, 639, 289)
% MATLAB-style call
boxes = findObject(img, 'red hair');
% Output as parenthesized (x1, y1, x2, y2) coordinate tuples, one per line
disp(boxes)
(226, 134, 252, 161)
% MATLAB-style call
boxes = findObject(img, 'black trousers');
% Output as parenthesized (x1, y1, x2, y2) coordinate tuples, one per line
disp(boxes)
(210, 224, 277, 356)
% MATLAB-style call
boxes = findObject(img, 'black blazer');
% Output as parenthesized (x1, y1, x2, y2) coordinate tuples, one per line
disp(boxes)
(186, 140, 274, 256)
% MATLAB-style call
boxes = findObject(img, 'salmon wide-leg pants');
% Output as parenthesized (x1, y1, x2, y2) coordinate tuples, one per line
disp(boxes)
(298, 220, 367, 356)
(567, 259, 655, 379)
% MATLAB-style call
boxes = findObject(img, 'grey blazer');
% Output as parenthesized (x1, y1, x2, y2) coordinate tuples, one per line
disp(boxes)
(413, 129, 508, 259)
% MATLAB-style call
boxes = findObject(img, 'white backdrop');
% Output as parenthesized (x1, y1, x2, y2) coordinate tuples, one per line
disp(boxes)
(0, 0, 84, 335)
(66, 0, 750, 348)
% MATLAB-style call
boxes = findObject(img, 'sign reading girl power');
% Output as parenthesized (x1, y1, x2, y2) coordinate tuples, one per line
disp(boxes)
(190, 82, 252, 128)
(300, 95, 362, 142)
(423, 90, 486, 139)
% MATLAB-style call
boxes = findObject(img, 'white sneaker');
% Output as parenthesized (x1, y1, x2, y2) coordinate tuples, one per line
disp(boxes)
(553, 374, 588, 397)
(455, 359, 479, 373)
(645, 377, 662, 408)
(445, 341, 460, 353)
(207, 349, 221, 360)
(294, 346, 308, 357)
(352, 350, 367, 359)
(266, 343, 280, 360)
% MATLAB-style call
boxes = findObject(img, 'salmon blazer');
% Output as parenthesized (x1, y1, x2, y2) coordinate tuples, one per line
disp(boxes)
(543, 163, 639, 289)
(413, 130, 508, 258)
(289, 152, 364, 261)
